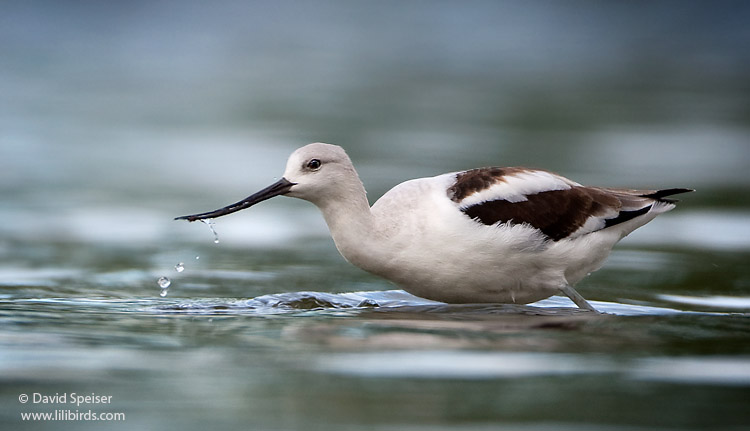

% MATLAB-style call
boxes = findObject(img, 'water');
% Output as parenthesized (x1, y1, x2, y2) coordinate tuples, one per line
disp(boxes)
(2, 1, 750, 430)
(157, 276, 171, 297)
(2, 239, 749, 430)
(200, 220, 220, 244)
(156, 276, 171, 289)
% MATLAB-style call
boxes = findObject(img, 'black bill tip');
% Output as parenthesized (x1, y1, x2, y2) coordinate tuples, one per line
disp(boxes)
(175, 178, 296, 222)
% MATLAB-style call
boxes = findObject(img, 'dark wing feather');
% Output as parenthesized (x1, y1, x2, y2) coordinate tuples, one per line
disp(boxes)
(461, 187, 621, 241)
(450, 167, 693, 241)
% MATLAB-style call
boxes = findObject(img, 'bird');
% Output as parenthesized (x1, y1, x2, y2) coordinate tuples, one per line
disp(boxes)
(176, 143, 692, 311)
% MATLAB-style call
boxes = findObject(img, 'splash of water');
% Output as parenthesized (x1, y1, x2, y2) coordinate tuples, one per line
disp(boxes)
(175, 262, 185, 273)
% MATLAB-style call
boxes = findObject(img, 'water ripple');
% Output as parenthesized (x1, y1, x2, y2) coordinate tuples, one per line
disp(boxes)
(5, 290, 734, 318)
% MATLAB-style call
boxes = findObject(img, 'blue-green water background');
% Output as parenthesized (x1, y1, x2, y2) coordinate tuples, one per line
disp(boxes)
(1, 1, 750, 430)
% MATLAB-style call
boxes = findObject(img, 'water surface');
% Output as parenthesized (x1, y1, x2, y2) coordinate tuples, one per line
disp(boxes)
(2, 235, 749, 430)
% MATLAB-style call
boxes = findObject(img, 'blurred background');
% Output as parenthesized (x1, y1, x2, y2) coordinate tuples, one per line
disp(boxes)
(2, 1, 750, 430)
(1, 0, 749, 246)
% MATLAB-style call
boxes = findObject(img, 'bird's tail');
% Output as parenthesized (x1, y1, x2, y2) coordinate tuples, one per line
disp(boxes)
(598, 187, 694, 222)
(638, 188, 695, 204)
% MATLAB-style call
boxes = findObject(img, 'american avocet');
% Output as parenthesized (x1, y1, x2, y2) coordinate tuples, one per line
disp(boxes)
(177, 143, 692, 311)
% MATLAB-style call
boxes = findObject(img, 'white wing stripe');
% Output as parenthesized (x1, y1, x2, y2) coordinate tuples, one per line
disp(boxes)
(458, 170, 579, 208)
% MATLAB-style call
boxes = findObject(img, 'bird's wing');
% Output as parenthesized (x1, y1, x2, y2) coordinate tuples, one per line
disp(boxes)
(448, 167, 691, 241)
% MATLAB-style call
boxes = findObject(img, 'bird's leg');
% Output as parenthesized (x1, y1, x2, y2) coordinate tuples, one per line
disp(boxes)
(559, 284, 597, 312)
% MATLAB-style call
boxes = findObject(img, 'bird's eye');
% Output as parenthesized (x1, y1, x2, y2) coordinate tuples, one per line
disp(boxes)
(306, 159, 322, 170)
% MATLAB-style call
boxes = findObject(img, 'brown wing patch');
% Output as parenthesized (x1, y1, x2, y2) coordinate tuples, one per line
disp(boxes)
(461, 187, 621, 241)
(448, 167, 530, 203)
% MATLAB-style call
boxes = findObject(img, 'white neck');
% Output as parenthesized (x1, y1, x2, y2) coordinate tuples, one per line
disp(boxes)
(312, 181, 389, 274)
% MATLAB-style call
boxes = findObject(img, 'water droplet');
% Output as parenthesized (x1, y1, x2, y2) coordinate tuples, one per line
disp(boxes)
(159, 288, 169, 297)
(195, 256, 200, 260)
(157, 276, 171, 289)
(175, 262, 185, 273)
(200, 219, 220, 244)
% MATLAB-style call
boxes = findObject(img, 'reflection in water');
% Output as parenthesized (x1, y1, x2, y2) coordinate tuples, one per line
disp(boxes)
(313, 351, 750, 385)
(659, 294, 750, 310)
(2, 259, 749, 430)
